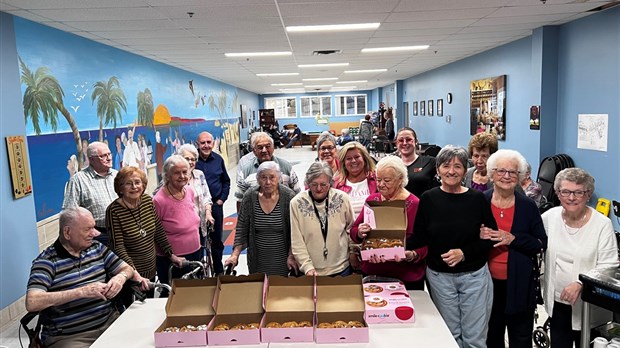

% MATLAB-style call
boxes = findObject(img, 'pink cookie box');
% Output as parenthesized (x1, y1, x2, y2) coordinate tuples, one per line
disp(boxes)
(315, 275, 369, 344)
(261, 276, 314, 343)
(207, 274, 265, 346)
(360, 200, 407, 261)
(154, 279, 216, 347)
(363, 282, 415, 324)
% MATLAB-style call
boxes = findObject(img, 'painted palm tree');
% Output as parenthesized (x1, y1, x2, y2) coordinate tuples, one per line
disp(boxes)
(137, 88, 154, 130)
(19, 57, 84, 168)
(207, 89, 228, 118)
(91, 76, 127, 141)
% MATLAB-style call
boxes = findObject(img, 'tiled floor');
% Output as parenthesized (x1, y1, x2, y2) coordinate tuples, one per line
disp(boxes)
(0, 144, 549, 347)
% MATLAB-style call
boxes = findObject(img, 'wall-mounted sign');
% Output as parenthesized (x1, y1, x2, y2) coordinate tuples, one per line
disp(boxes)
(6, 135, 33, 199)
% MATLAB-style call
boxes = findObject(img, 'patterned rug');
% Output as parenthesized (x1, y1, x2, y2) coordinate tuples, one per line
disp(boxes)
(222, 213, 238, 255)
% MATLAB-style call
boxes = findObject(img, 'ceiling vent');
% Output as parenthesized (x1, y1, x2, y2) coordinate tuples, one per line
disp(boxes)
(312, 50, 342, 56)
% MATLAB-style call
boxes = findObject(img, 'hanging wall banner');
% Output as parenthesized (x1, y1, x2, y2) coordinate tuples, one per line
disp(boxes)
(470, 75, 506, 140)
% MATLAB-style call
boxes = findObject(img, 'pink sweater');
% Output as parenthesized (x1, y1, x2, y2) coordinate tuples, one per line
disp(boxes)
(350, 193, 427, 282)
(153, 187, 201, 256)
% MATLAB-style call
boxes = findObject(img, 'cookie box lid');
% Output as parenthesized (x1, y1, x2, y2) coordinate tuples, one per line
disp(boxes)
(315, 274, 365, 314)
(166, 278, 217, 318)
(264, 275, 314, 313)
(213, 273, 265, 315)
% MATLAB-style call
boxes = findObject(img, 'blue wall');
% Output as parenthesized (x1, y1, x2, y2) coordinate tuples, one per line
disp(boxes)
(0, 12, 40, 308)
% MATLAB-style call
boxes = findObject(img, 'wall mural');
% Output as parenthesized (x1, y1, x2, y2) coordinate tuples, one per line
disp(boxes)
(14, 18, 244, 221)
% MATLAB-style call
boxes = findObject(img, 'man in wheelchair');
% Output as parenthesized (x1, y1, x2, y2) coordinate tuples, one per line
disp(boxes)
(25, 207, 145, 347)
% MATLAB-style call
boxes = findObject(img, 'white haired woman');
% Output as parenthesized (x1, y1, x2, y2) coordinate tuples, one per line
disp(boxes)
(291, 161, 355, 276)
(480, 149, 547, 348)
(542, 168, 618, 348)
(224, 161, 297, 276)
(350, 156, 427, 290)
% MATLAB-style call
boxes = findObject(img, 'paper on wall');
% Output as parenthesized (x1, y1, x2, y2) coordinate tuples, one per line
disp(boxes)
(577, 114, 608, 152)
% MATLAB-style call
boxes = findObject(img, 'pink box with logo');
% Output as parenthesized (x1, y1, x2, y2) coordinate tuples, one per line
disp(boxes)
(363, 282, 415, 324)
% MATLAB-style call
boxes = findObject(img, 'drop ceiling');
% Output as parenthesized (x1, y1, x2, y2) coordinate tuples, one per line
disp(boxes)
(0, 0, 615, 94)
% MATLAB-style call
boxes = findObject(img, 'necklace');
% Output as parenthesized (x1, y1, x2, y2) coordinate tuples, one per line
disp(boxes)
(166, 184, 185, 201)
(562, 210, 587, 236)
(122, 197, 146, 237)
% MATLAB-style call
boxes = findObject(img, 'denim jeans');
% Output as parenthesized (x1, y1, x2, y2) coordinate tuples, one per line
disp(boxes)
(426, 265, 493, 348)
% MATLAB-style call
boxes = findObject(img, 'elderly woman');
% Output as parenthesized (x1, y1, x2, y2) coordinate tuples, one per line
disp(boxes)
(224, 161, 297, 276)
(413, 145, 496, 347)
(334, 142, 377, 216)
(464, 132, 499, 192)
(520, 162, 546, 207)
(153, 155, 201, 289)
(291, 162, 355, 276)
(350, 156, 426, 289)
(479, 150, 547, 348)
(542, 168, 618, 348)
(395, 127, 438, 197)
(106, 166, 184, 305)
(315, 131, 340, 180)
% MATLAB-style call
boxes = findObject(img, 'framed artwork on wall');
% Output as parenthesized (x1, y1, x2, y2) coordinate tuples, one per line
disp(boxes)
(437, 99, 443, 116)
(428, 99, 434, 116)
(413, 101, 418, 116)
(420, 100, 426, 116)
(470, 75, 507, 139)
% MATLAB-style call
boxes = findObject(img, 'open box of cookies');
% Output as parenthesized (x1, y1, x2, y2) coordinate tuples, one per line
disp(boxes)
(208, 273, 265, 346)
(360, 200, 407, 261)
(154, 278, 216, 347)
(261, 275, 315, 343)
(315, 275, 369, 343)
(363, 282, 415, 324)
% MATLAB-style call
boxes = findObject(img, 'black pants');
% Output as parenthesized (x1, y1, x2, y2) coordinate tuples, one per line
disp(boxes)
(211, 203, 225, 274)
(117, 276, 155, 310)
(550, 301, 596, 348)
(403, 279, 425, 291)
(487, 278, 535, 348)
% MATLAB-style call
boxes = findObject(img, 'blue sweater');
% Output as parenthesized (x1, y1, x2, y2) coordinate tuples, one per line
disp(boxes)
(196, 151, 230, 202)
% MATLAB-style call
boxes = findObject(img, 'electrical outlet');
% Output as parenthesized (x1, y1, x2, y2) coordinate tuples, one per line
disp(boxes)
(613, 200, 620, 217)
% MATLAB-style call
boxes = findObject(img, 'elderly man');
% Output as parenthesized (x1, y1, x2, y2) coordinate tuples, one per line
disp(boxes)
(235, 132, 300, 211)
(63, 141, 117, 246)
(195, 132, 230, 275)
(26, 207, 143, 348)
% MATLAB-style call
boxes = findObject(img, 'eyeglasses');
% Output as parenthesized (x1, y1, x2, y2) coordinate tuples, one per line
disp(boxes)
(309, 182, 330, 189)
(319, 145, 335, 152)
(558, 189, 589, 198)
(184, 157, 197, 163)
(91, 153, 112, 160)
(123, 181, 143, 188)
(493, 169, 519, 178)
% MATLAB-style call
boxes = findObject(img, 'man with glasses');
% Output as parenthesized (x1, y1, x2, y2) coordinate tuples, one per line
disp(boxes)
(63, 141, 117, 246)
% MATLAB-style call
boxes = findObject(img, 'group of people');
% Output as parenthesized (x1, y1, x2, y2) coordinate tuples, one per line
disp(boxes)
(28, 126, 617, 348)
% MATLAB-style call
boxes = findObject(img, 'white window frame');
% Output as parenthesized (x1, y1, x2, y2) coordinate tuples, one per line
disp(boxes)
(264, 97, 297, 118)
(335, 94, 367, 116)
(300, 96, 332, 117)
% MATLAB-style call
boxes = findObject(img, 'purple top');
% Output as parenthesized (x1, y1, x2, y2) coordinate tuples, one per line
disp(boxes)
(471, 181, 488, 192)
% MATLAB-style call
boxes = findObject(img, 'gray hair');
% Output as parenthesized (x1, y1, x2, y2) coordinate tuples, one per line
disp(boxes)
(256, 161, 281, 178)
(487, 149, 528, 182)
(86, 141, 108, 157)
(176, 143, 199, 159)
(376, 156, 409, 188)
(162, 155, 189, 183)
(435, 145, 469, 169)
(316, 131, 337, 150)
(554, 167, 595, 193)
(305, 161, 334, 187)
(59, 207, 92, 236)
(251, 131, 273, 148)
(341, 128, 350, 135)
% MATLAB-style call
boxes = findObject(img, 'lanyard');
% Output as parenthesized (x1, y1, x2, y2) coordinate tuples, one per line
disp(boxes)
(311, 193, 329, 260)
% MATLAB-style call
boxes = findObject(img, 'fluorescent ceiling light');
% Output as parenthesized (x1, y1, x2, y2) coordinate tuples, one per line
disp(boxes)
(256, 72, 300, 77)
(279, 88, 305, 92)
(298, 63, 349, 68)
(302, 77, 338, 81)
(287, 23, 380, 33)
(361, 45, 429, 53)
(225, 51, 292, 57)
(305, 85, 333, 88)
(344, 69, 388, 74)
(336, 80, 367, 84)
(271, 83, 303, 86)
(331, 86, 356, 90)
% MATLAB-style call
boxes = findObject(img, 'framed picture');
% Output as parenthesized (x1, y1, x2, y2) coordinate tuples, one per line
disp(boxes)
(428, 99, 434, 116)
(240, 104, 248, 128)
(470, 75, 507, 139)
(413, 101, 418, 116)
(420, 100, 426, 116)
(437, 99, 443, 116)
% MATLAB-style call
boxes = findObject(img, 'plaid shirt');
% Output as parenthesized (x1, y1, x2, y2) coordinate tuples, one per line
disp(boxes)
(62, 166, 118, 227)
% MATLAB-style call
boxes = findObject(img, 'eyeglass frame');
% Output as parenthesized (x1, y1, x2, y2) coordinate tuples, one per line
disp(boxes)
(557, 189, 590, 198)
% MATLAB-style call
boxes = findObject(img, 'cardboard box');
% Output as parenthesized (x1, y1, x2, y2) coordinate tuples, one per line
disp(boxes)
(154, 278, 216, 347)
(261, 276, 314, 343)
(315, 275, 369, 343)
(363, 282, 415, 324)
(360, 200, 407, 261)
(208, 274, 265, 346)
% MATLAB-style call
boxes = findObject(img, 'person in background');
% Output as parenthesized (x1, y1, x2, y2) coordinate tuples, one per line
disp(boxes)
(413, 145, 496, 347)
(290, 162, 355, 276)
(285, 124, 302, 148)
(542, 168, 618, 348)
(351, 156, 426, 290)
(521, 162, 546, 207)
(395, 127, 438, 198)
(315, 132, 340, 180)
(106, 166, 184, 306)
(337, 128, 353, 146)
(113, 135, 123, 170)
(122, 128, 142, 168)
(268, 123, 283, 148)
(153, 155, 201, 290)
(63, 141, 118, 246)
(384, 107, 395, 141)
(480, 149, 547, 348)
(195, 131, 230, 275)
(464, 132, 499, 192)
(358, 114, 374, 149)
(224, 161, 297, 276)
